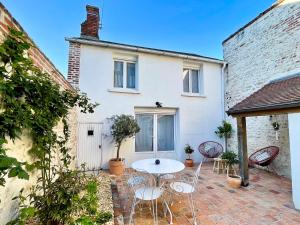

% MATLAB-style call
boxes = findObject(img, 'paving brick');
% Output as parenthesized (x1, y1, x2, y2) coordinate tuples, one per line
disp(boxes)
(111, 162, 300, 225)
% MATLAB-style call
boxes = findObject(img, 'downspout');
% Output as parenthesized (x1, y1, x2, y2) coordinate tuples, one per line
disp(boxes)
(221, 62, 227, 120)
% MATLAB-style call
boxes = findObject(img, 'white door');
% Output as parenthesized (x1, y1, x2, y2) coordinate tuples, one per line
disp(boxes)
(77, 122, 103, 170)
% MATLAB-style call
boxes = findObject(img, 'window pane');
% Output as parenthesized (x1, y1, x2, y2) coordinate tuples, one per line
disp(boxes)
(157, 115, 174, 151)
(183, 69, 189, 92)
(114, 61, 123, 88)
(135, 114, 153, 152)
(127, 63, 136, 89)
(191, 70, 199, 93)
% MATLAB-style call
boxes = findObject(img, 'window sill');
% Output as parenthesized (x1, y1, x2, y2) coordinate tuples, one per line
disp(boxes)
(181, 93, 206, 98)
(108, 88, 141, 94)
(135, 150, 176, 154)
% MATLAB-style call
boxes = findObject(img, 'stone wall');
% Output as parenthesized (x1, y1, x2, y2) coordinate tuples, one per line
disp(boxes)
(0, 3, 77, 224)
(223, 0, 300, 178)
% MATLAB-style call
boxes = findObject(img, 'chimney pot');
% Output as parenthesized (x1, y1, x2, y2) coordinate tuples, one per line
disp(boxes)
(81, 5, 100, 39)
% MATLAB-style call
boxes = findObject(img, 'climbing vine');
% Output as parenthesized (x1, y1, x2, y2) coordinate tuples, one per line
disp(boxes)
(0, 28, 98, 193)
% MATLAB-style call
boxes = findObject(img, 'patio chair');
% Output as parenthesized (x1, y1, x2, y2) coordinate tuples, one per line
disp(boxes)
(128, 171, 173, 225)
(198, 141, 223, 161)
(249, 146, 279, 167)
(169, 161, 203, 225)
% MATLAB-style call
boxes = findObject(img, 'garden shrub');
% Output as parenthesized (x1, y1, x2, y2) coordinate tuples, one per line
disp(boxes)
(0, 28, 111, 224)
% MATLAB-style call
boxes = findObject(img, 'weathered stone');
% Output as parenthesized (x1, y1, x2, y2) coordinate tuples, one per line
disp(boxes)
(223, 0, 300, 178)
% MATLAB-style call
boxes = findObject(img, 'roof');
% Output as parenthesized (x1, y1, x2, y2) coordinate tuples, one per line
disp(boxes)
(227, 73, 300, 116)
(66, 37, 224, 64)
(223, 0, 284, 44)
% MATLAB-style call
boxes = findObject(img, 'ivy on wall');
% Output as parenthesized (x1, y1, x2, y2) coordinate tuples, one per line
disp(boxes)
(0, 28, 98, 190)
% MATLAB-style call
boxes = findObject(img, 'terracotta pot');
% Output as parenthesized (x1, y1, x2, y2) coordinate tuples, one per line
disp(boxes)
(185, 159, 194, 167)
(109, 158, 124, 175)
(227, 175, 242, 188)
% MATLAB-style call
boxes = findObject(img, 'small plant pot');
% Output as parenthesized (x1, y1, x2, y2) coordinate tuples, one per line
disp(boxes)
(185, 159, 194, 167)
(227, 174, 242, 188)
(109, 158, 124, 175)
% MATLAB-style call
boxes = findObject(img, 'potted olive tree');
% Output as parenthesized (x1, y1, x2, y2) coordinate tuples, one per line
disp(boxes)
(109, 114, 140, 175)
(221, 151, 241, 188)
(184, 144, 195, 167)
(215, 120, 233, 152)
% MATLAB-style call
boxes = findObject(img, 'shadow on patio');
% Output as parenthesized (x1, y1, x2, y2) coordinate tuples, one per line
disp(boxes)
(111, 162, 300, 225)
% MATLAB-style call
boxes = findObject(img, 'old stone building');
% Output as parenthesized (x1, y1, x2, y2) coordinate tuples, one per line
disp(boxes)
(223, 0, 300, 178)
(0, 3, 77, 223)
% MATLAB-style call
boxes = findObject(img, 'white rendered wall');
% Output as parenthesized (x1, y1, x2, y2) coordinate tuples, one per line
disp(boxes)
(288, 113, 300, 210)
(78, 44, 224, 168)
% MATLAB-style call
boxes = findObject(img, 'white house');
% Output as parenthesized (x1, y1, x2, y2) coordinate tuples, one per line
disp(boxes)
(67, 5, 225, 169)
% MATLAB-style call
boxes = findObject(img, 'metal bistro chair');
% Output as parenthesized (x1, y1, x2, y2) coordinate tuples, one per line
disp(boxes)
(198, 141, 223, 162)
(169, 161, 203, 225)
(128, 170, 173, 225)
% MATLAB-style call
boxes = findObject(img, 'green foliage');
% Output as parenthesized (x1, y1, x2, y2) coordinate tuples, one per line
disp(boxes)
(272, 121, 280, 131)
(184, 144, 194, 159)
(31, 170, 85, 224)
(0, 28, 109, 224)
(82, 180, 98, 215)
(110, 114, 140, 160)
(0, 141, 28, 186)
(215, 120, 233, 138)
(94, 212, 113, 224)
(0, 28, 98, 189)
(215, 120, 233, 152)
(9, 170, 112, 225)
(221, 151, 239, 166)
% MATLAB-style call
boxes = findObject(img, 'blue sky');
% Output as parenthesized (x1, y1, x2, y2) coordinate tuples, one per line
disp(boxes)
(3, 0, 274, 76)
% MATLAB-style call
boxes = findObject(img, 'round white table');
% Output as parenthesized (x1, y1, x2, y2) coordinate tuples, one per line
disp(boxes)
(131, 158, 184, 224)
(131, 158, 185, 185)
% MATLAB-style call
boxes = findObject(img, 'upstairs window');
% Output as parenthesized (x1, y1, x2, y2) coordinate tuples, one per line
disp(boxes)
(114, 60, 136, 89)
(183, 68, 203, 94)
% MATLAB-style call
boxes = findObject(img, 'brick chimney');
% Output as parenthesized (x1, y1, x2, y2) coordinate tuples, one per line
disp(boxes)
(81, 5, 100, 39)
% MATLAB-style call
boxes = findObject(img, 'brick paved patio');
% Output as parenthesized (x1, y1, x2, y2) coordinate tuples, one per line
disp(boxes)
(111, 162, 300, 225)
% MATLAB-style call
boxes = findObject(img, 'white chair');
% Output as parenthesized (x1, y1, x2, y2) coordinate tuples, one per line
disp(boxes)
(128, 171, 173, 225)
(169, 161, 202, 225)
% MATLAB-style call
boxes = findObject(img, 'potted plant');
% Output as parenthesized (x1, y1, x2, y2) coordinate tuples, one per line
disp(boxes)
(109, 114, 140, 175)
(184, 144, 195, 167)
(215, 120, 233, 152)
(221, 151, 241, 188)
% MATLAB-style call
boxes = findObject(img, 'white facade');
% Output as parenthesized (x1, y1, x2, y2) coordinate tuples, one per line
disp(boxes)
(288, 113, 300, 210)
(76, 43, 224, 168)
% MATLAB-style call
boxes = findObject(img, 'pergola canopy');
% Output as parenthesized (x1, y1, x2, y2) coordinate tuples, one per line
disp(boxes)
(226, 73, 300, 186)
(227, 73, 300, 117)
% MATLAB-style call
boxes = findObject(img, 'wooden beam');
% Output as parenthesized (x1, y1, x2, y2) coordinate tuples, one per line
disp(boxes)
(237, 116, 249, 186)
(229, 107, 300, 118)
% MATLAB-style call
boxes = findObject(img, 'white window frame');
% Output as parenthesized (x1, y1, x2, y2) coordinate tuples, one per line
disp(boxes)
(135, 110, 176, 153)
(113, 59, 137, 90)
(182, 63, 205, 97)
(183, 68, 200, 93)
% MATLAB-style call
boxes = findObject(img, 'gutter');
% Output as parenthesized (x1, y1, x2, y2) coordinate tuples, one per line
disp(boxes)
(221, 62, 227, 120)
(66, 37, 224, 65)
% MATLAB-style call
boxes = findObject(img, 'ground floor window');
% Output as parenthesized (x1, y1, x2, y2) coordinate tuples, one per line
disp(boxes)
(135, 113, 175, 152)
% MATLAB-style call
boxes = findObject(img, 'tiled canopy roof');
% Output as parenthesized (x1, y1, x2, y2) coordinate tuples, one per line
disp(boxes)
(227, 73, 300, 116)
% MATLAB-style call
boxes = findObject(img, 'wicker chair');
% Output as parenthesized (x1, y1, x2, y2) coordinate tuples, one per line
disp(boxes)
(198, 141, 224, 161)
(249, 146, 279, 167)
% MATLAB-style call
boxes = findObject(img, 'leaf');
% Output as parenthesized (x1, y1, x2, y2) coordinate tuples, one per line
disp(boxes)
(18, 169, 29, 180)
(8, 167, 19, 177)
